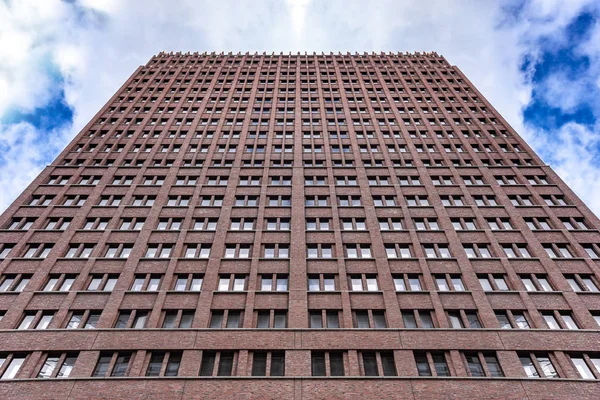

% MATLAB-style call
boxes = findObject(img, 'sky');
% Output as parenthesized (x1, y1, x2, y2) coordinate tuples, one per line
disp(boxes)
(1, 0, 600, 213)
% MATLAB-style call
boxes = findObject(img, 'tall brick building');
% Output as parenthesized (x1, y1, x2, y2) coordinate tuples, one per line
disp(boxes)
(0, 51, 599, 399)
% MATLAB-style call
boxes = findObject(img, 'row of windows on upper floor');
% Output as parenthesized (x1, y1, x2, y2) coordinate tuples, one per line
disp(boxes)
(43, 172, 549, 189)
(2, 348, 600, 380)
(71, 141, 526, 157)
(113, 89, 482, 105)
(105, 99, 492, 119)
(5, 215, 592, 236)
(3, 304, 599, 332)
(2, 239, 600, 261)
(86, 125, 511, 141)
(150, 54, 448, 64)
(133, 63, 459, 80)
(138, 65, 454, 81)
(1, 271, 599, 298)
(95, 114, 503, 129)
(24, 192, 571, 211)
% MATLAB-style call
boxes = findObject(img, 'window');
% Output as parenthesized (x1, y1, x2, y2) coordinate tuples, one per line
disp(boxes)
(260, 274, 288, 292)
(487, 218, 513, 230)
(463, 175, 485, 185)
(131, 195, 156, 206)
(524, 217, 552, 231)
(447, 310, 481, 328)
(192, 218, 218, 231)
(478, 274, 510, 291)
(336, 195, 360, 206)
(440, 195, 464, 206)
(542, 194, 567, 206)
(268, 195, 291, 206)
(349, 275, 379, 291)
(82, 218, 109, 230)
(541, 311, 579, 330)
(385, 244, 412, 258)
(184, 244, 211, 258)
(401, 309, 435, 328)
(307, 275, 336, 292)
(463, 352, 503, 377)
(162, 310, 194, 328)
(199, 195, 224, 206)
(583, 244, 600, 259)
(378, 218, 403, 230)
(463, 244, 492, 258)
(473, 195, 498, 206)
(561, 217, 589, 230)
(519, 274, 553, 292)
(543, 244, 573, 259)
(114, 310, 150, 329)
(360, 351, 396, 376)
(414, 351, 450, 376)
(65, 310, 101, 329)
(104, 243, 133, 258)
(256, 310, 288, 328)
(373, 195, 397, 206)
(23, 244, 53, 258)
(568, 354, 600, 379)
(217, 275, 247, 292)
(168, 272, 201, 290)
(502, 244, 531, 258)
(519, 353, 558, 378)
(393, 274, 423, 291)
(144, 244, 173, 258)
(199, 351, 237, 376)
(205, 176, 229, 186)
(495, 310, 530, 329)
(0, 354, 27, 380)
(345, 244, 372, 258)
(0, 245, 14, 259)
(451, 218, 477, 230)
(64, 244, 95, 258)
(341, 218, 366, 231)
(166, 195, 190, 206)
(155, 218, 181, 231)
(63, 194, 88, 206)
(29, 194, 54, 206)
(434, 274, 465, 291)
(565, 274, 599, 292)
(36, 353, 77, 378)
(307, 244, 333, 258)
(311, 351, 345, 376)
(17, 311, 55, 329)
(6, 217, 36, 230)
(423, 244, 451, 258)
(130, 274, 162, 291)
(263, 244, 289, 258)
(508, 195, 533, 206)
(223, 244, 251, 259)
(43, 274, 77, 292)
(146, 351, 182, 377)
(251, 351, 285, 376)
(397, 175, 421, 186)
(93, 352, 132, 377)
(353, 310, 387, 328)
(0, 274, 31, 292)
(306, 218, 330, 231)
(265, 218, 290, 231)
(309, 310, 341, 328)
(87, 274, 119, 291)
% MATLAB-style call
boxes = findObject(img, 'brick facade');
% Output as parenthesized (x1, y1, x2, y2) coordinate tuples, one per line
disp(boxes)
(0, 51, 599, 398)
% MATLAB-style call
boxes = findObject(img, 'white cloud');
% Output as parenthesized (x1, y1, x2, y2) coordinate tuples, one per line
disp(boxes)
(0, 121, 71, 208)
(0, 0, 600, 215)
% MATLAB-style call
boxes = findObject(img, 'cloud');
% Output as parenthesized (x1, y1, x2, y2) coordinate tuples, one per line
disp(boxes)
(0, 0, 600, 216)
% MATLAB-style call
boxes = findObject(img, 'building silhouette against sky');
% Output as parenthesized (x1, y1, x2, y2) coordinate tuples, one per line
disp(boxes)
(0, 52, 599, 398)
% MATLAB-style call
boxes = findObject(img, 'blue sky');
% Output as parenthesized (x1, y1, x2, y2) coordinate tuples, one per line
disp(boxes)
(1, 0, 600, 213)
